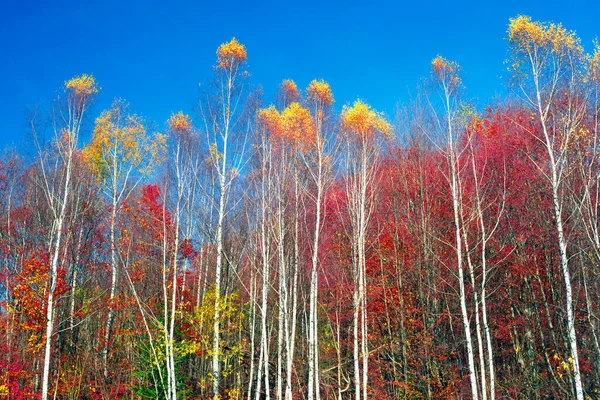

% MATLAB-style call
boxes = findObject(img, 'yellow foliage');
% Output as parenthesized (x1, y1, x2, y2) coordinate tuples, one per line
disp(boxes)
(209, 143, 222, 161)
(590, 41, 600, 82)
(226, 388, 241, 400)
(65, 74, 99, 97)
(306, 79, 334, 107)
(508, 15, 547, 49)
(341, 100, 392, 140)
(83, 101, 150, 181)
(216, 38, 247, 70)
(508, 15, 582, 57)
(281, 102, 315, 146)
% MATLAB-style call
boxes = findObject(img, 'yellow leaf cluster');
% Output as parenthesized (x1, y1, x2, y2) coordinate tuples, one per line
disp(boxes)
(258, 102, 315, 149)
(65, 74, 99, 97)
(590, 42, 600, 82)
(83, 102, 147, 180)
(431, 56, 461, 88)
(216, 38, 247, 70)
(281, 102, 315, 146)
(341, 100, 392, 140)
(167, 111, 192, 134)
(508, 15, 582, 56)
(508, 15, 546, 49)
(306, 79, 334, 107)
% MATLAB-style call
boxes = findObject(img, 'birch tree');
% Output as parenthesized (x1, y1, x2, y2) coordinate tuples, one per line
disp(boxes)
(428, 56, 480, 400)
(32, 75, 98, 400)
(507, 16, 588, 399)
(303, 80, 334, 400)
(83, 98, 164, 380)
(198, 38, 249, 399)
(340, 100, 392, 400)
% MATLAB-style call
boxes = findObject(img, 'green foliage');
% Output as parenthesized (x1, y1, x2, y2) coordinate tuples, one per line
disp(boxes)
(130, 319, 194, 399)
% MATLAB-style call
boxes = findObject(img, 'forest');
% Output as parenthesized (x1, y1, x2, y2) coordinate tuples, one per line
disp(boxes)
(1, 14, 600, 399)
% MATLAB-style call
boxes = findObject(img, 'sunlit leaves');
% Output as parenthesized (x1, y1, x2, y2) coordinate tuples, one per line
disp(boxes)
(83, 100, 164, 181)
(167, 111, 193, 146)
(258, 102, 315, 150)
(341, 100, 392, 140)
(507, 15, 584, 81)
(65, 74, 99, 97)
(167, 111, 192, 135)
(306, 79, 334, 108)
(216, 38, 247, 70)
(507, 15, 547, 50)
(281, 102, 315, 146)
(590, 41, 600, 82)
(508, 15, 581, 56)
(257, 106, 282, 137)
(277, 79, 301, 107)
(431, 55, 461, 91)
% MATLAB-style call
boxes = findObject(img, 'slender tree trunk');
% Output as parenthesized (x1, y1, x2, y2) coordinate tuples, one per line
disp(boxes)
(213, 142, 227, 399)
(308, 156, 323, 400)
(534, 74, 584, 398)
(446, 101, 479, 400)
(41, 150, 73, 400)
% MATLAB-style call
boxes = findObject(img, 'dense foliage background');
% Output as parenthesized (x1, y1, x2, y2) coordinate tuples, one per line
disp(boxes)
(1, 15, 600, 400)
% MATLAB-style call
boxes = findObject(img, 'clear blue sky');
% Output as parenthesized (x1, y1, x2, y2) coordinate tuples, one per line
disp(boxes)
(1, 0, 598, 149)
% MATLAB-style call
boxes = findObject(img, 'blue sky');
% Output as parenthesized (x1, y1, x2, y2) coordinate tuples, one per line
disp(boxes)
(1, 0, 598, 149)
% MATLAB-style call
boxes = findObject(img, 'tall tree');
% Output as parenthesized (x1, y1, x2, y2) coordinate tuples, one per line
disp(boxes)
(304, 79, 334, 400)
(32, 75, 98, 400)
(507, 16, 588, 399)
(428, 56, 480, 400)
(340, 100, 392, 400)
(198, 38, 249, 399)
(83, 98, 164, 381)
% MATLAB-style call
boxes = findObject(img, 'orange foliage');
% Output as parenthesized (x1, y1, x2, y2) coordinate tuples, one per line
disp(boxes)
(257, 106, 283, 137)
(341, 100, 392, 140)
(278, 79, 301, 106)
(306, 79, 334, 107)
(258, 102, 315, 150)
(281, 102, 315, 147)
(431, 56, 461, 89)
(10, 254, 69, 353)
(168, 111, 192, 134)
(216, 38, 247, 70)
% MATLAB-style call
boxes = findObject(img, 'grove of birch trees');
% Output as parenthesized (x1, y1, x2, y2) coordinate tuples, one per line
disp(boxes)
(2, 15, 600, 399)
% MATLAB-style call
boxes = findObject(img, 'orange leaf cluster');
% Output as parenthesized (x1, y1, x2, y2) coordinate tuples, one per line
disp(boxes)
(306, 79, 334, 107)
(258, 102, 315, 149)
(168, 111, 192, 134)
(341, 100, 392, 140)
(431, 56, 461, 89)
(278, 79, 301, 106)
(216, 38, 247, 70)
(282, 102, 315, 146)
(257, 106, 282, 137)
